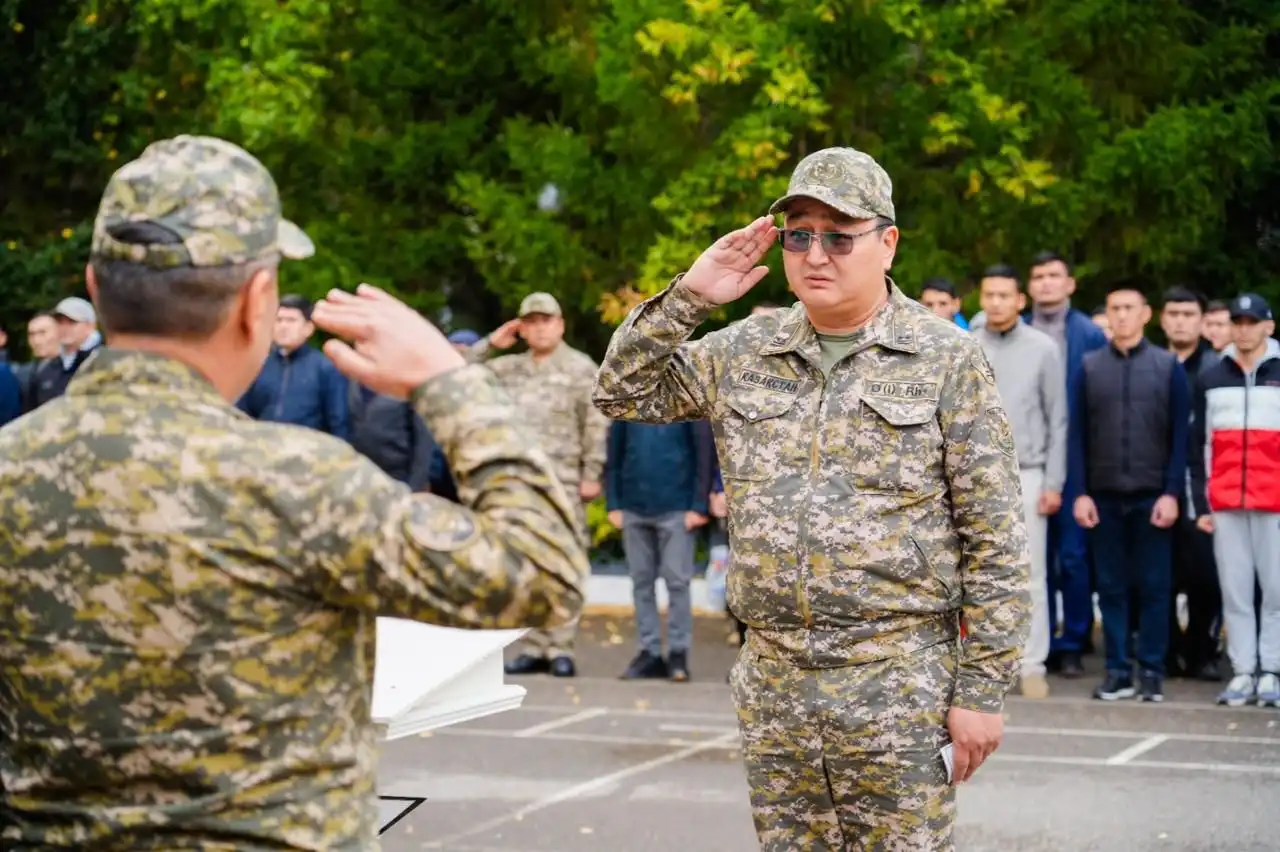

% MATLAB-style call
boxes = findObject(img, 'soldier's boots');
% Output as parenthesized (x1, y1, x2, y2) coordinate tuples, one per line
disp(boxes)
(505, 654, 550, 675)
(506, 654, 576, 677)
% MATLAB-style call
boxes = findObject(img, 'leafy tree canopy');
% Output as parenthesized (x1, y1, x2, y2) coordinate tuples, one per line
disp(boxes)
(2, 0, 1276, 356)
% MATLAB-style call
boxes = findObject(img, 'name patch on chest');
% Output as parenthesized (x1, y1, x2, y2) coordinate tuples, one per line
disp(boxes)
(864, 380, 939, 401)
(736, 369, 800, 395)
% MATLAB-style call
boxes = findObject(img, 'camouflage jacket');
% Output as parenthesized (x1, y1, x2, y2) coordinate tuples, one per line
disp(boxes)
(468, 340, 609, 488)
(0, 349, 587, 851)
(593, 279, 1030, 712)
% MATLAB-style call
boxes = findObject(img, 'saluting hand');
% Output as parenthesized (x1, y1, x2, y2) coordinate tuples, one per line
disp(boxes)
(679, 216, 777, 305)
(312, 283, 465, 399)
(488, 318, 522, 350)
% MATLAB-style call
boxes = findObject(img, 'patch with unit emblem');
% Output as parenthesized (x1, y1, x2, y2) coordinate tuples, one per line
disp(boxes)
(991, 410, 1017, 458)
(735, 369, 800, 396)
(415, 502, 481, 552)
(863, 380, 939, 401)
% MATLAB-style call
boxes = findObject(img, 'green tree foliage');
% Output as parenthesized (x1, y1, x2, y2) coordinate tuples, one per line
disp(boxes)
(2, 0, 1277, 356)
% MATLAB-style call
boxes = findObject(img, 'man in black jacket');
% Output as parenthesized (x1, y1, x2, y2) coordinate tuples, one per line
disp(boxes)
(1071, 284, 1190, 703)
(348, 383, 448, 495)
(1160, 287, 1224, 680)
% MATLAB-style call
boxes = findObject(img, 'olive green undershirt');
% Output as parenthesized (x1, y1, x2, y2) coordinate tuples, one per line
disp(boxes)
(816, 331, 862, 376)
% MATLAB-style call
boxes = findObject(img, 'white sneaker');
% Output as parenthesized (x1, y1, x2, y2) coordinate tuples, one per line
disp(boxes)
(1257, 673, 1280, 708)
(1217, 673, 1257, 707)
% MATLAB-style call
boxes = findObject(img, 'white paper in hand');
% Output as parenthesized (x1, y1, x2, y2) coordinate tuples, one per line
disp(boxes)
(940, 743, 955, 784)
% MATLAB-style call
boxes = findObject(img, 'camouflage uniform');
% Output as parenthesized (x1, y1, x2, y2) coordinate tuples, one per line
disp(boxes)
(0, 135, 587, 851)
(469, 292, 610, 660)
(593, 148, 1030, 851)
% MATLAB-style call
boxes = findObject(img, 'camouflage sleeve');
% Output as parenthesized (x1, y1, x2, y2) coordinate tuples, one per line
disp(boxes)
(463, 337, 492, 364)
(592, 277, 723, 423)
(938, 337, 1032, 713)
(578, 361, 609, 484)
(310, 364, 587, 630)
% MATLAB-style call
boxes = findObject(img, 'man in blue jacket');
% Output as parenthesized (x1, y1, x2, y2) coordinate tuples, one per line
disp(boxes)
(237, 294, 350, 440)
(605, 419, 715, 682)
(1024, 251, 1109, 677)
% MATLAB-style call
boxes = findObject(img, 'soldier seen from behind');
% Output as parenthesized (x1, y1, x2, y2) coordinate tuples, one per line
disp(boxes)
(594, 146, 1030, 851)
(0, 134, 587, 851)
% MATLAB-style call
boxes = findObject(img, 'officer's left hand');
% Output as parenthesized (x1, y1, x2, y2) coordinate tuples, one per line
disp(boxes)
(579, 480, 602, 501)
(946, 707, 1003, 784)
(1150, 495, 1179, 529)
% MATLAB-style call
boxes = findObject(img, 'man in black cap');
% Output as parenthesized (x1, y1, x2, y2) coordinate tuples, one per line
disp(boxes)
(1189, 293, 1280, 708)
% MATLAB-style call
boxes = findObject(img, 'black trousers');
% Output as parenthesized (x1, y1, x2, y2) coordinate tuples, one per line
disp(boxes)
(1168, 515, 1223, 671)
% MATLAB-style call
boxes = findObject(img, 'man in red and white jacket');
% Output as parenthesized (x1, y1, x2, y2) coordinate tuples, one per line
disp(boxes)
(1189, 293, 1280, 708)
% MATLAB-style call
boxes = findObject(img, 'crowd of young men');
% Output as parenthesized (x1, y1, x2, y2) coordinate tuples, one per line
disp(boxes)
(921, 262, 1278, 706)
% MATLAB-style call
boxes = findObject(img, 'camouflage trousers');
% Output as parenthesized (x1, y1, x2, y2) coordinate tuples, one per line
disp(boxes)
(519, 494, 588, 659)
(729, 636, 958, 851)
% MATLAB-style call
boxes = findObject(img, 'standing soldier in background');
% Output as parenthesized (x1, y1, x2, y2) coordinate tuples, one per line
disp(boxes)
(594, 147, 1030, 851)
(471, 292, 610, 678)
(0, 135, 587, 851)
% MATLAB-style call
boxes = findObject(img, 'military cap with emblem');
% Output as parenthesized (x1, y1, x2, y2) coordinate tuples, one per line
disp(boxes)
(519, 292, 562, 318)
(768, 146, 896, 223)
(90, 134, 315, 269)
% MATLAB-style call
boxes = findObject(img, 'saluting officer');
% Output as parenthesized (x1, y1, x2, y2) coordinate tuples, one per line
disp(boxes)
(593, 147, 1030, 851)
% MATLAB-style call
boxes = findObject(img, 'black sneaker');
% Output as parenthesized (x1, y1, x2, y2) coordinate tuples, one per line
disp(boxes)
(620, 650, 667, 680)
(668, 650, 690, 683)
(1093, 671, 1136, 701)
(1139, 671, 1164, 703)
(1059, 652, 1085, 679)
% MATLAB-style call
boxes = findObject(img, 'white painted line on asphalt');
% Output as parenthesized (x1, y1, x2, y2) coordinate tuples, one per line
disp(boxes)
(433, 728, 1280, 776)
(1008, 725, 1280, 746)
(520, 704, 1280, 744)
(522, 703, 734, 721)
(443, 727, 722, 749)
(511, 707, 607, 738)
(1105, 734, 1170, 765)
(422, 731, 741, 848)
(659, 723, 739, 736)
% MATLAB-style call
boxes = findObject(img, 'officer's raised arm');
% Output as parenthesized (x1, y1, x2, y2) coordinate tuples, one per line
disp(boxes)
(938, 336, 1033, 712)
(593, 217, 776, 423)
(311, 286, 588, 629)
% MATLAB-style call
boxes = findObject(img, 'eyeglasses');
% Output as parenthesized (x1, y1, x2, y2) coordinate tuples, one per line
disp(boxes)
(777, 224, 890, 256)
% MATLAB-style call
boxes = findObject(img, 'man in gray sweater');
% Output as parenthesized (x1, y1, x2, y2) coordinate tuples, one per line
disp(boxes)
(975, 264, 1068, 698)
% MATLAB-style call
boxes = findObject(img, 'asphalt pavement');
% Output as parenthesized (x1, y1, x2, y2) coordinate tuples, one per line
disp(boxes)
(377, 614, 1280, 851)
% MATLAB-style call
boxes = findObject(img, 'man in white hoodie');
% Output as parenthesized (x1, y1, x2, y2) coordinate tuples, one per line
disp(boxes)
(1189, 294, 1280, 707)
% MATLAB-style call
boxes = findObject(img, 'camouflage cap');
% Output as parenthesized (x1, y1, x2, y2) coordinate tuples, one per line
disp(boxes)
(768, 147, 895, 223)
(90, 135, 315, 269)
(519, 292, 562, 318)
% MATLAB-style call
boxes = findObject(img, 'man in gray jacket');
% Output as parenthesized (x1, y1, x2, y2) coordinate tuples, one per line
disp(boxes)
(975, 264, 1068, 698)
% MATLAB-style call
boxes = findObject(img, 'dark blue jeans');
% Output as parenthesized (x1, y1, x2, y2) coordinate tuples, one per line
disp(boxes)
(1049, 494, 1094, 654)
(1090, 494, 1174, 676)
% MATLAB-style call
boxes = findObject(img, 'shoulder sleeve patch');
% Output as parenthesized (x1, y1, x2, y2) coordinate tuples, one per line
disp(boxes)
(411, 498, 482, 552)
